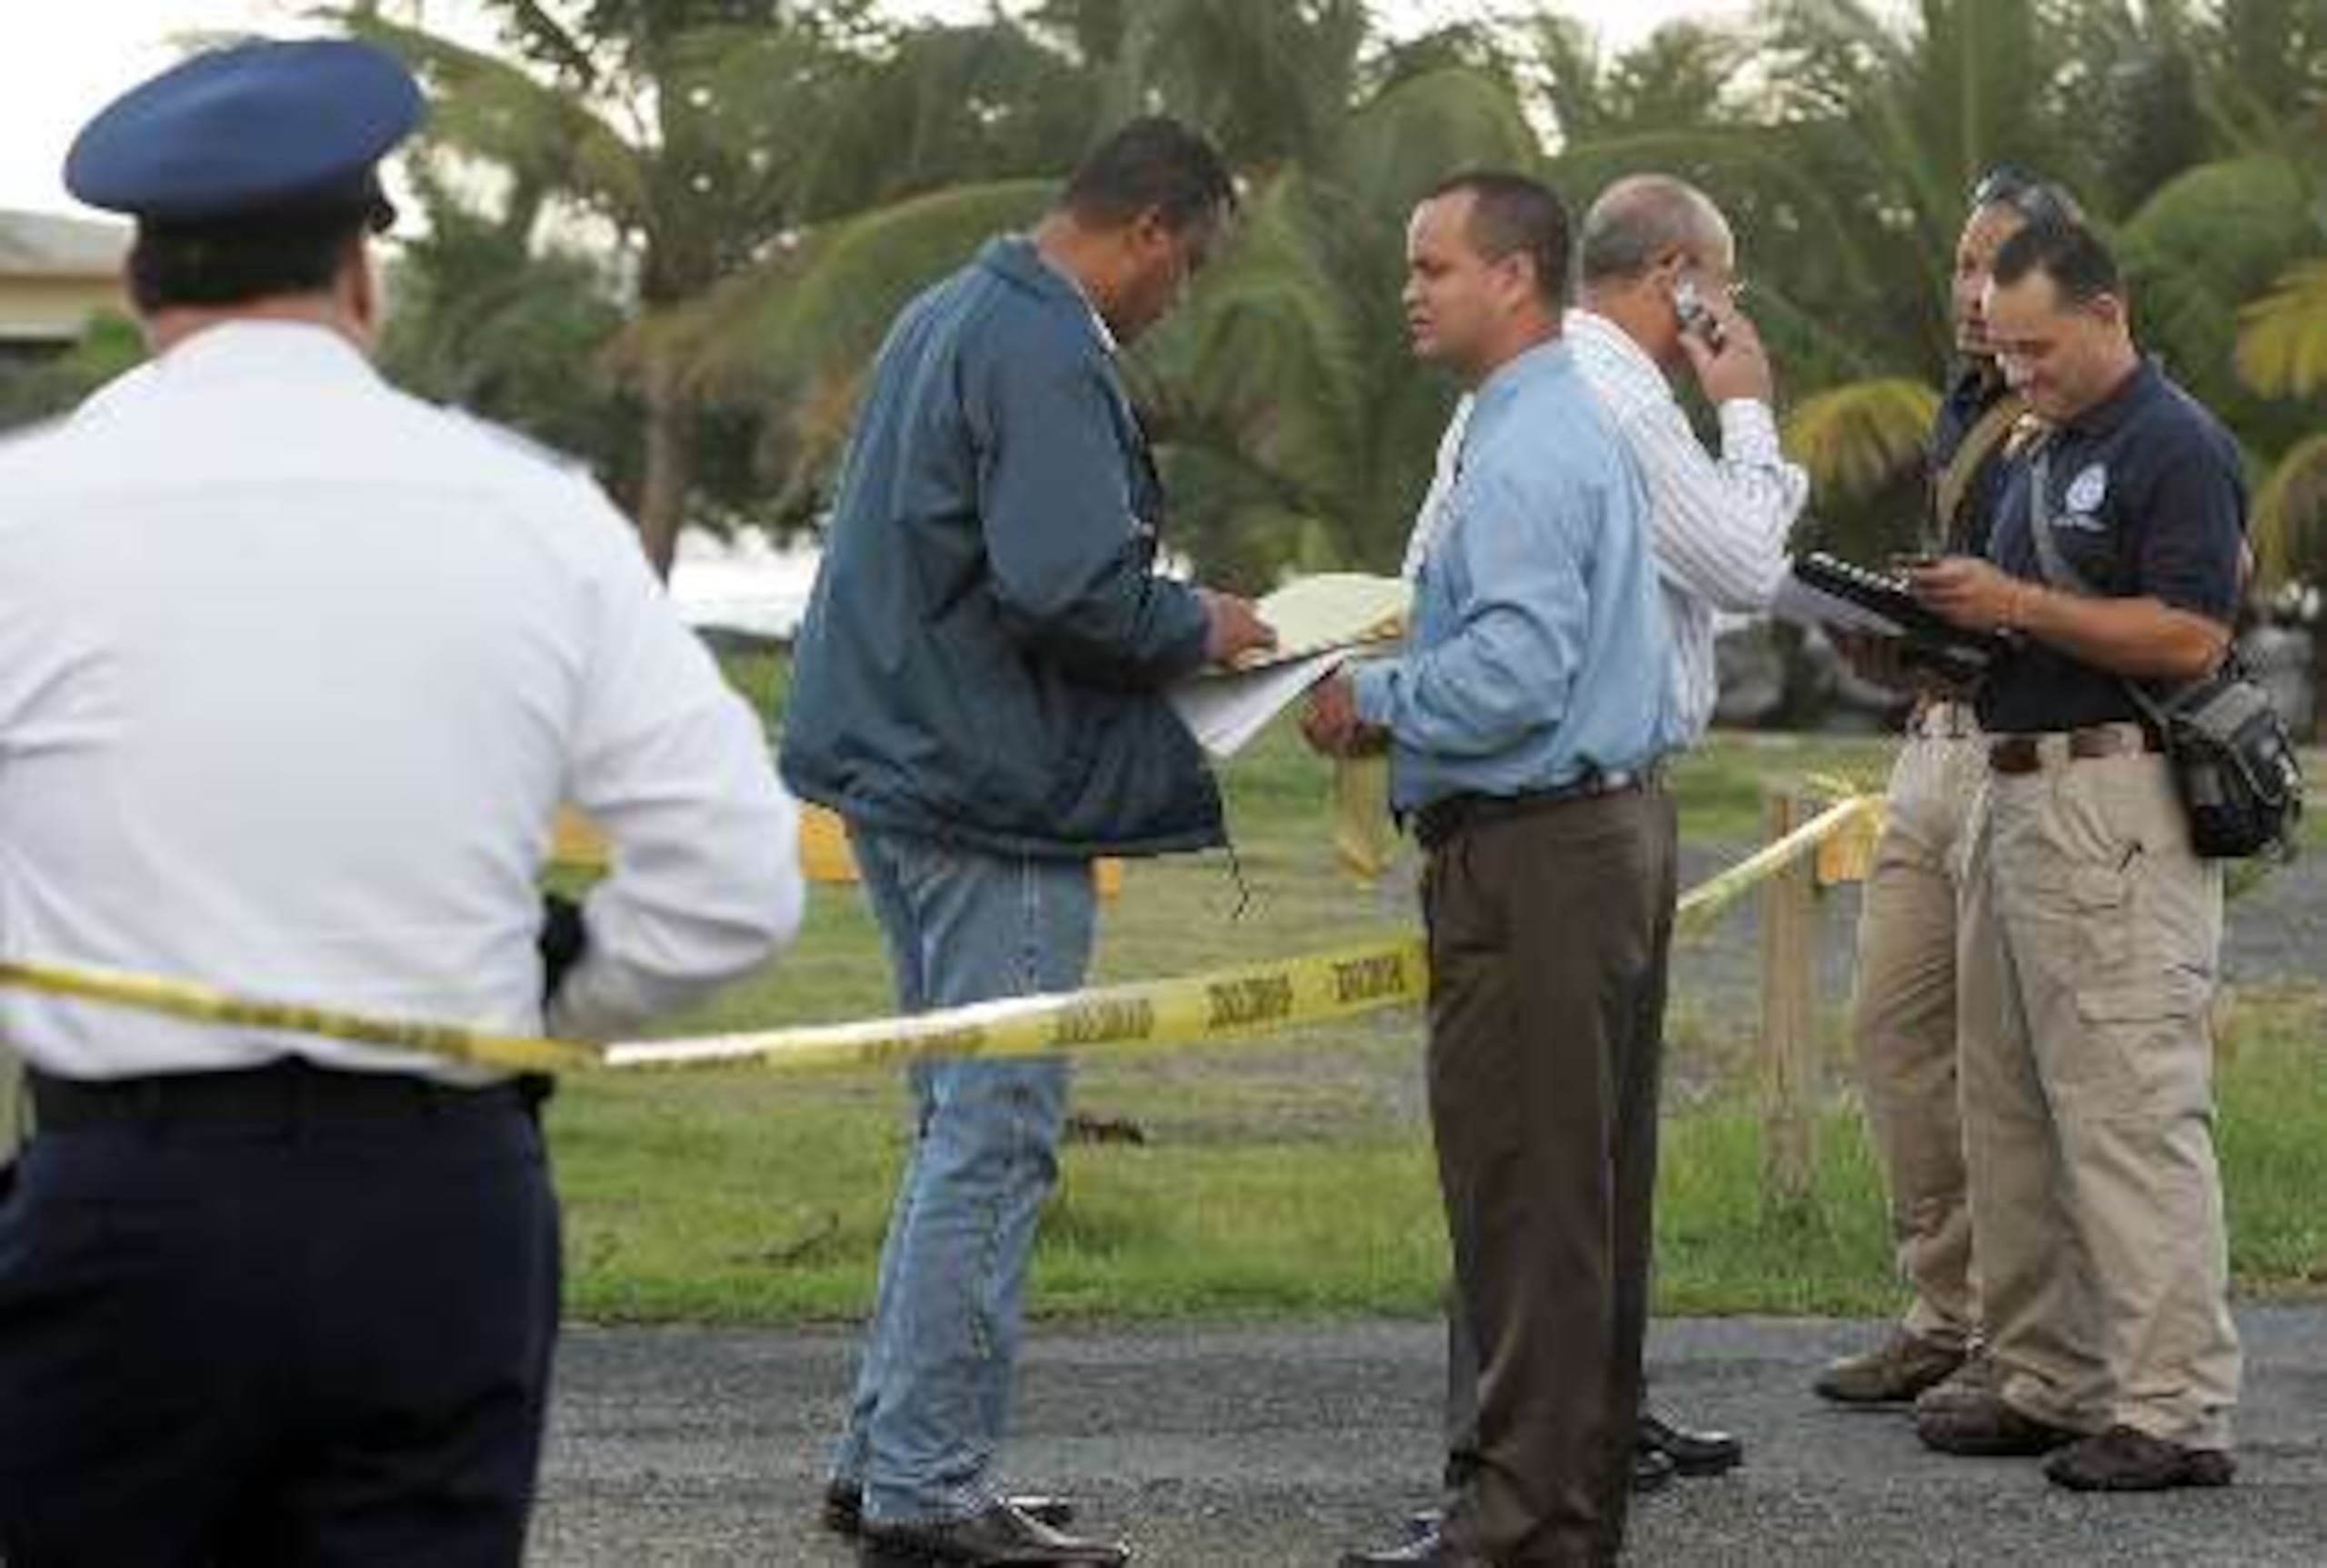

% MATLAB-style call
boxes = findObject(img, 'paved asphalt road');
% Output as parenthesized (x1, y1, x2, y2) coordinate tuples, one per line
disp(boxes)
(531, 1308, 2325, 1566)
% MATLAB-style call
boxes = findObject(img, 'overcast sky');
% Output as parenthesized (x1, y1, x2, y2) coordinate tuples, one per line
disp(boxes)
(0, 0, 1750, 219)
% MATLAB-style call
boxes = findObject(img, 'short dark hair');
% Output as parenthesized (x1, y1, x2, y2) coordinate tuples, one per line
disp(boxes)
(1427, 170, 1572, 308)
(1059, 116, 1236, 234)
(1992, 216, 2122, 306)
(127, 192, 391, 314)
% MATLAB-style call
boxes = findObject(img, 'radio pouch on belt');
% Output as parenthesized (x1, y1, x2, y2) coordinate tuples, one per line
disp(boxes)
(2025, 446, 2304, 860)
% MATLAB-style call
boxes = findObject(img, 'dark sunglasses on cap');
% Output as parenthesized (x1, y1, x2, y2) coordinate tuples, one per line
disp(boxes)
(1968, 165, 2078, 225)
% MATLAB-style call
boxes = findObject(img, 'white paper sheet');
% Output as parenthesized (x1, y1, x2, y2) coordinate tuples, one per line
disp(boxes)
(1230, 573, 1412, 670)
(1170, 648, 1352, 758)
(1168, 572, 1412, 757)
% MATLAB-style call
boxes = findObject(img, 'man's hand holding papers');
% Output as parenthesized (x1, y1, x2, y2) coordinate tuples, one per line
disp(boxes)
(1170, 574, 1409, 758)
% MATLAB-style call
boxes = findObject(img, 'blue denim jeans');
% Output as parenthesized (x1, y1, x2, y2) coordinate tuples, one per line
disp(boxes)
(830, 824, 1097, 1525)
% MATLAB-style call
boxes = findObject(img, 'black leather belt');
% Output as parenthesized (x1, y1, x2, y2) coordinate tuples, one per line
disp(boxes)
(1413, 771, 1645, 853)
(27, 1058, 545, 1129)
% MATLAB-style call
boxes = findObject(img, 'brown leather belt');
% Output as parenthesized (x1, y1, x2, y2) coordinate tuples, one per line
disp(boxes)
(1987, 723, 2162, 776)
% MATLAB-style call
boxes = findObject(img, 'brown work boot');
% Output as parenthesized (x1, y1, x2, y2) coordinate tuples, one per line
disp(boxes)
(1915, 1390, 2081, 1456)
(1813, 1328, 1966, 1406)
(1912, 1346, 2006, 1415)
(2044, 1426, 2235, 1493)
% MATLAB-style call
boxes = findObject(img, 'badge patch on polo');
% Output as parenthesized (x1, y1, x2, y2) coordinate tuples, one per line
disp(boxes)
(2053, 462, 2111, 533)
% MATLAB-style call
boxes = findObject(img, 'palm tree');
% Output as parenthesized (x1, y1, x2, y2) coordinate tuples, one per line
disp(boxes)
(2233, 258, 2327, 584)
(341, 0, 2327, 599)
(661, 4, 1543, 582)
(1140, 56, 1548, 581)
(1779, 378, 1942, 556)
(344, 0, 877, 573)
(1701, 0, 2302, 555)
(640, 7, 1104, 521)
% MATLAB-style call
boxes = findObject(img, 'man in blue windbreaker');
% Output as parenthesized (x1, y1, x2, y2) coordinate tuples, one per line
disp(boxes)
(780, 118, 1273, 1568)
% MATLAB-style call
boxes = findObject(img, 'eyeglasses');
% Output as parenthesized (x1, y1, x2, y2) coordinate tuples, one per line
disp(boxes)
(1969, 165, 2075, 225)
(1672, 253, 1748, 301)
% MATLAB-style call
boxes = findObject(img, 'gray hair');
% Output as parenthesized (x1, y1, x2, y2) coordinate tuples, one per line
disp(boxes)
(1576, 175, 1733, 285)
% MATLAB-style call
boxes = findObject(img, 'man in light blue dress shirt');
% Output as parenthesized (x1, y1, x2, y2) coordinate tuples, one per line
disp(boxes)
(1306, 171, 1684, 1567)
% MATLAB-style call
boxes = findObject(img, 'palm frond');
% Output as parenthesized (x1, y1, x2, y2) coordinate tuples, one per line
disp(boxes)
(1783, 376, 1941, 507)
(1339, 65, 1544, 220)
(340, 11, 648, 224)
(2121, 154, 2322, 411)
(1136, 173, 1369, 513)
(2237, 258, 2327, 398)
(2252, 431, 2327, 584)
(659, 177, 1054, 404)
(1127, 0, 1368, 168)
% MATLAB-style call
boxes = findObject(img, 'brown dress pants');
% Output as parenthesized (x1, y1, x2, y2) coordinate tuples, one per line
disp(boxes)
(1425, 781, 1677, 1565)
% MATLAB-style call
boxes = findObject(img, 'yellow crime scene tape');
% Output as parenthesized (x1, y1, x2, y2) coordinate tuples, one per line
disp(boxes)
(0, 961, 598, 1074)
(0, 794, 1880, 1078)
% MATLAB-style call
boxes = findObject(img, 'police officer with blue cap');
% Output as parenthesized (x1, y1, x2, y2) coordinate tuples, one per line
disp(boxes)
(0, 38, 806, 1564)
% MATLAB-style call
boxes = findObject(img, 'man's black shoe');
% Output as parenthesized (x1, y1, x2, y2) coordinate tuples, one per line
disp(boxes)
(1637, 1408, 1743, 1477)
(855, 1499, 1125, 1565)
(1338, 1524, 1486, 1567)
(823, 1482, 1074, 1538)
(1401, 1443, 1672, 1545)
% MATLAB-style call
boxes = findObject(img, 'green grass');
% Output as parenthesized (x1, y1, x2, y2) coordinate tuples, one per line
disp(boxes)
(2212, 987, 2327, 1292)
(545, 657, 2327, 1323)
(555, 992, 2327, 1323)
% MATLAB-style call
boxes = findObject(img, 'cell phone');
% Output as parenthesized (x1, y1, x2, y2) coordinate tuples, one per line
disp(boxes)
(1673, 276, 1727, 354)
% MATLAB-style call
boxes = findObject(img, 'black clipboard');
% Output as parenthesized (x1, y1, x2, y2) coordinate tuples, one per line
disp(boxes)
(1791, 553, 2012, 684)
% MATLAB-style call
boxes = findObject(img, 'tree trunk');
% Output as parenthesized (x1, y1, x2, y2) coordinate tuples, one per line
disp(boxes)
(636, 351, 693, 581)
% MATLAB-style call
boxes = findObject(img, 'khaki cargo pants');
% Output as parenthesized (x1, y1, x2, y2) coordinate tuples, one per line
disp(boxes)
(1958, 736, 2240, 1449)
(1849, 703, 1985, 1347)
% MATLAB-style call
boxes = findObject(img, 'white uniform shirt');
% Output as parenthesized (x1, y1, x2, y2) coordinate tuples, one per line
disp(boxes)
(0, 321, 804, 1081)
(1403, 308, 1806, 741)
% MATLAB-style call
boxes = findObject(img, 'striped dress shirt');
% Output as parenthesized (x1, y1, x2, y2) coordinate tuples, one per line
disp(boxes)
(1403, 308, 1806, 741)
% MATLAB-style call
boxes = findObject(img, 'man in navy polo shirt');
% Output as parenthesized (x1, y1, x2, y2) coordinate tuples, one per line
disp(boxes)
(1907, 218, 2244, 1492)
(1818, 169, 2085, 1413)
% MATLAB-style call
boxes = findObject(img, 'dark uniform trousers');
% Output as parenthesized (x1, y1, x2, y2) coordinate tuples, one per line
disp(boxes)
(1423, 780, 1677, 1565)
(0, 1064, 561, 1566)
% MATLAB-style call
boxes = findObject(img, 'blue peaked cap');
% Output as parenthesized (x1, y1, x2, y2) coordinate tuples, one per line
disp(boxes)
(65, 38, 424, 224)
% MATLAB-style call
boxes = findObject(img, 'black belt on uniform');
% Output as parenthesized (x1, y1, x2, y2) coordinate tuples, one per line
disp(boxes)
(1413, 770, 1647, 854)
(27, 1058, 547, 1130)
